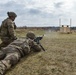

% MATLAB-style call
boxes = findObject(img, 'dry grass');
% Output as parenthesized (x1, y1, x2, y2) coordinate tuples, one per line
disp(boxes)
(3, 29, 76, 75)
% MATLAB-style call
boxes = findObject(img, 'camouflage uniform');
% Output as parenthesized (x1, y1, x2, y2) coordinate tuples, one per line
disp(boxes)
(0, 12, 17, 48)
(0, 32, 41, 75)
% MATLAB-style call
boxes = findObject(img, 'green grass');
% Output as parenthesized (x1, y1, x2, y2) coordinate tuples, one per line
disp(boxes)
(2, 29, 76, 75)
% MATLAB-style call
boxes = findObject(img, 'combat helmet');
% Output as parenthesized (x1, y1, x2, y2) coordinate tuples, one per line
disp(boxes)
(26, 31, 35, 39)
(7, 11, 17, 17)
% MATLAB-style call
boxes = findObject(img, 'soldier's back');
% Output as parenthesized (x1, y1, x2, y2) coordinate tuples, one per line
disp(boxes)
(10, 38, 28, 47)
(0, 18, 13, 37)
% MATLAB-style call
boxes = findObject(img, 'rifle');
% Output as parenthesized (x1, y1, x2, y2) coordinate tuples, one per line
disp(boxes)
(34, 35, 45, 51)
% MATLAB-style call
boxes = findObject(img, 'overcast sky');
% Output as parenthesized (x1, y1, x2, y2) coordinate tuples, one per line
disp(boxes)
(0, 0, 76, 27)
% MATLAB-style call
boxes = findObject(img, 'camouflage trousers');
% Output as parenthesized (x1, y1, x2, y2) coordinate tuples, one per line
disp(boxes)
(0, 47, 21, 75)
(0, 42, 10, 49)
(0, 37, 14, 49)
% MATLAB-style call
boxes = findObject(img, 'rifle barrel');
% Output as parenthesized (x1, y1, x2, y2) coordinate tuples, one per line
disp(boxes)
(39, 43, 45, 51)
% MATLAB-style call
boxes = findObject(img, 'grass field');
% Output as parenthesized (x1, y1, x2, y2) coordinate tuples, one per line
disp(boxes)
(2, 29, 76, 75)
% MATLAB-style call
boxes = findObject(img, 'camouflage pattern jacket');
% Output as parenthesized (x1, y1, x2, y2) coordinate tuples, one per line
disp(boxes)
(0, 18, 16, 41)
(2, 38, 41, 57)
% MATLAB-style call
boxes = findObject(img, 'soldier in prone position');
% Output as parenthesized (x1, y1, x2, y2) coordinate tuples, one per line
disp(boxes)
(0, 31, 41, 75)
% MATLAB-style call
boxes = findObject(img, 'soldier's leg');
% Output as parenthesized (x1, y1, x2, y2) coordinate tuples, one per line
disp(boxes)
(0, 41, 10, 49)
(0, 42, 6, 49)
(0, 60, 11, 75)
(0, 51, 6, 60)
(0, 52, 21, 75)
(4, 52, 21, 65)
(0, 39, 14, 49)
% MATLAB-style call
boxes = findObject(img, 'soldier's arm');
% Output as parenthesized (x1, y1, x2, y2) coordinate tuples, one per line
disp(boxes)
(32, 42, 41, 52)
(13, 22, 17, 29)
(28, 39, 41, 52)
(7, 22, 17, 40)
